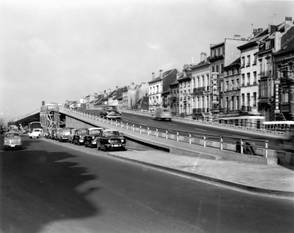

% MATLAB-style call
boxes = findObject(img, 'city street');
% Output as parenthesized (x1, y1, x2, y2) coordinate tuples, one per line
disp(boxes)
(1, 136, 293, 233)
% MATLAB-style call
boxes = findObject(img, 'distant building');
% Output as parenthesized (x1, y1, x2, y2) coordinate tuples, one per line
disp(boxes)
(190, 52, 211, 120)
(168, 80, 179, 115)
(178, 67, 192, 116)
(220, 58, 241, 122)
(274, 21, 294, 120)
(257, 18, 294, 120)
(209, 37, 247, 115)
(148, 69, 177, 112)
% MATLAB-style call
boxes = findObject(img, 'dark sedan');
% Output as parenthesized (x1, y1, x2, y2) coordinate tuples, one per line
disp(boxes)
(72, 128, 88, 145)
(96, 129, 126, 151)
(84, 127, 103, 147)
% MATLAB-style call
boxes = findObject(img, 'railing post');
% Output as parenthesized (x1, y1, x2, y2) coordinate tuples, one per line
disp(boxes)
(240, 139, 244, 154)
(133, 124, 135, 132)
(188, 134, 192, 144)
(220, 136, 223, 150)
(156, 128, 158, 137)
(203, 136, 206, 147)
(115, 120, 118, 127)
(176, 132, 179, 142)
(265, 140, 268, 158)
(126, 123, 129, 130)
(165, 130, 168, 140)
(147, 127, 150, 135)
(139, 126, 142, 134)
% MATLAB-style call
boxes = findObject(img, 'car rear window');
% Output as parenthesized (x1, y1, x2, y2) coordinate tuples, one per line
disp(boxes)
(6, 133, 19, 137)
(90, 129, 101, 135)
(103, 131, 120, 137)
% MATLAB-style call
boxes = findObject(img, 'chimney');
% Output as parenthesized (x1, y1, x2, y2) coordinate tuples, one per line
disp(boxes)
(253, 28, 263, 37)
(285, 16, 293, 30)
(152, 72, 155, 80)
(200, 52, 207, 62)
(159, 69, 163, 78)
(268, 24, 277, 34)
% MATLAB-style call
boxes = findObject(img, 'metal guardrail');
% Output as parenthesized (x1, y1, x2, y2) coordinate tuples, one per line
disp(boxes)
(60, 107, 271, 159)
(121, 109, 287, 137)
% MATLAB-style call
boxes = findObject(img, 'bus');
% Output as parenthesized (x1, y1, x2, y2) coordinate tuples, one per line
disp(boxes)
(262, 121, 294, 132)
(28, 121, 42, 133)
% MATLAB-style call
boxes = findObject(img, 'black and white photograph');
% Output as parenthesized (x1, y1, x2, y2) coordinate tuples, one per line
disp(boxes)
(1, 0, 294, 232)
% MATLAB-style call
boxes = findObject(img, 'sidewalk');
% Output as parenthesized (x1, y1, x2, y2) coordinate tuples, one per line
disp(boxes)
(109, 150, 294, 197)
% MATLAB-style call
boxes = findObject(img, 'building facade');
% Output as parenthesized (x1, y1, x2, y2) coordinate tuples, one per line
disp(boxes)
(209, 38, 246, 116)
(238, 38, 260, 116)
(190, 53, 211, 120)
(178, 67, 192, 116)
(274, 23, 294, 120)
(221, 58, 241, 121)
(148, 72, 163, 112)
(169, 81, 179, 115)
(258, 19, 293, 120)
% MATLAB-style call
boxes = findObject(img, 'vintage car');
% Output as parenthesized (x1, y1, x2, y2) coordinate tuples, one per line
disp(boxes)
(68, 128, 77, 143)
(153, 108, 172, 121)
(3, 131, 22, 149)
(84, 127, 104, 147)
(57, 128, 73, 142)
(72, 128, 88, 145)
(96, 129, 126, 151)
(28, 128, 43, 139)
(105, 110, 122, 120)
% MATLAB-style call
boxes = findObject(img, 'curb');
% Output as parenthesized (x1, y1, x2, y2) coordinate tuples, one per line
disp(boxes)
(108, 152, 294, 198)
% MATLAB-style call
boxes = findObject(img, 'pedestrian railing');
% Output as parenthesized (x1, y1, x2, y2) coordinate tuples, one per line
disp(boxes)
(121, 109, 287, 137)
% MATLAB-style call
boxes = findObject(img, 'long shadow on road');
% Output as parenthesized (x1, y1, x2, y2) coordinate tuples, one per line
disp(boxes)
(0, 137, 100, 233)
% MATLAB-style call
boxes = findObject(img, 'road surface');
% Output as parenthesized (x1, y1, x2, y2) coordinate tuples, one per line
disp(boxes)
(1, 136, 293, 233)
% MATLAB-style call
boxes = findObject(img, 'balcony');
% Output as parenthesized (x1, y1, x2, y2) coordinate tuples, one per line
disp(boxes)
(259, 70, 272, 78)
(240, 105, 252, 113)
(209, 54, 224, 62)
(280, 103, 290, 112)
(193, 87, 206, 95)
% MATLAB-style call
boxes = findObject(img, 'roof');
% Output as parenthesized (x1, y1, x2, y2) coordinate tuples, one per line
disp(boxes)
(210, 42, 224, 49)
(148, 77, 162, 84)
(274, 26, 294, 56)
(224, 58, 240, 70)
(190, 59, 210, 70)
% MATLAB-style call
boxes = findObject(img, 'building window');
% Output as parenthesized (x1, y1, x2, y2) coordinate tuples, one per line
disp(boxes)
(247, 73, 250, 86)
(247, 55, 251, 67)
(253, 92, 257, 107)
(247, 93, 250, 107)
(226, 80, 229, 91)
(242, 74, 245, 86)
(212, 65, 215, 72)
(216, 64, 219, 73)
(253, 71, 257, 85)
(253, 54, 257, 65)
(241, 56, 245, 68)
(242, 93, 245, 106)
(221, 64, 224, 73)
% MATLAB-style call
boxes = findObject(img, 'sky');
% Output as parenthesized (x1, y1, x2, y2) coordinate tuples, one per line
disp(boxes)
(1, 0, 294, 120)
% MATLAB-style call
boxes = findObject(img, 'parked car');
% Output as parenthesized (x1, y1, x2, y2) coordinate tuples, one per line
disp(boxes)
(68, 128, 77, 143)
(57, 128, 72, 142)
(96, 129, 126, 151)
(28, 128, 43, 139)
(84, 127, 104, 147)
(3, 131, 22, 149)
(153, 108, 172, 121)
(72, 128, 88, 145)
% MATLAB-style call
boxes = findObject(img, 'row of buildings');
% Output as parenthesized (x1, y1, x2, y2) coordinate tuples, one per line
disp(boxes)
(66, 17, 294, 127)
